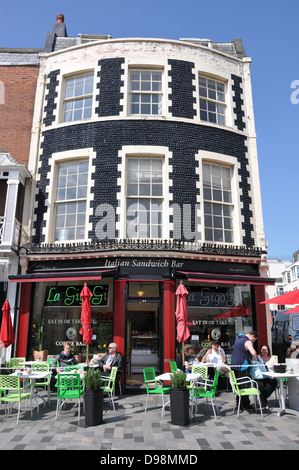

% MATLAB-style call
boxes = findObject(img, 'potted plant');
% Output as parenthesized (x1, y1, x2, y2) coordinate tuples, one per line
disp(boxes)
(84, 368, 103, 426)
(33, 319, 48, 361)
(71, 344, 82, 363)
(169, 371, 189, 425)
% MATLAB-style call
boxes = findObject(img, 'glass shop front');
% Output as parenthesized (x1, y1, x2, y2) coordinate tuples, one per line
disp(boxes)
(181, 283, 255, 362)
(29, 279, 113, 359)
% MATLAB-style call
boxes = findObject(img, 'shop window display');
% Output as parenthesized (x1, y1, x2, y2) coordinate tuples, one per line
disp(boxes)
(29, 281, 112, 359)
(179, 284, 253, 360)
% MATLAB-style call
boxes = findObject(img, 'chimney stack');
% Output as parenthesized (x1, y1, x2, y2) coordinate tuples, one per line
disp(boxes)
(43, 13, 68, 52)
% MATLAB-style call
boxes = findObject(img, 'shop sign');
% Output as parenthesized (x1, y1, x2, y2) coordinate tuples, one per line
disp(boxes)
(44, 285, 109, 307)
(186, 286, 235, 308)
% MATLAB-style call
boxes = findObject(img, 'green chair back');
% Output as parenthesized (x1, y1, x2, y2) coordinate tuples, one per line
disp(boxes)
(143, 367, 158, 393)
(31, 362, 51, 386)
(0, 374, 32, 423)
(102, 366, 117, 393)
(188, 364, 208, 389)
(57, 373, 83, 398)
(228, 370, 239, 394)
(169, 361, 178, 373)
(31, 362, 50, 372)
(47, 357, 56, 367)
(0, 375, 22, 399)
(191, 364, 208, 376)
(64, 364, 81, 372)
(9, 357, 25, 369)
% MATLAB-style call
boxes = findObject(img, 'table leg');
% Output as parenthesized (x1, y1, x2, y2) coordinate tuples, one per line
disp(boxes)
(271, 377, 299, 417)
(27, 379, 39, 414)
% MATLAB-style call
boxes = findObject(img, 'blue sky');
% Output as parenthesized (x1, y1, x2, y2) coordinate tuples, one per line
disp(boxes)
(1, 0, 298, 260)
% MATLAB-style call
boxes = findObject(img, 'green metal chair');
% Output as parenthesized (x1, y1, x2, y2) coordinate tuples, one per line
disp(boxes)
(30, 362, 52, 406)
(0, 375, 33, 424)
(169, 361, 178, 373)
(143, 367, 171, 413)
(228, 370, 263, 418)
(190, 370, 220, 418)
(8, 357, 25, 369)
(101, 366, 118, 411)
(55, 373, 85, 425)
(186, 365, 208, 390)
(47, 357, 56, 368)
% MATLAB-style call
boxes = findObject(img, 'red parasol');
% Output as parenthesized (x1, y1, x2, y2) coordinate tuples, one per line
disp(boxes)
(283, 305, 299, 314)
(79, 283, 93, 365)
(175, 282, 190, 344)
(0, 300, 15, 348)
(214, 305, 249, 319)
(260, 290, 299, 306)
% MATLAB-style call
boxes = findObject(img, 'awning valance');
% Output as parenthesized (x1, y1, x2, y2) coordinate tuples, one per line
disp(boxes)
(176, 271, 275, 286)
(9, 268, 116, 283)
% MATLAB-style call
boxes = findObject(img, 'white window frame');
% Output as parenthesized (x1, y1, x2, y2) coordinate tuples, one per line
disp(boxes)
(53, 160, 89, 242)
(43, 149, 94, 244)
(126, 156, 163, 239)
(62, 72, 94, 123)
(116, 146, 172, 240)
(202, 161, 234, 244)
(196, 151, 242, 245)
(198, 75, 226, 126)
(128, 68, 163, 116)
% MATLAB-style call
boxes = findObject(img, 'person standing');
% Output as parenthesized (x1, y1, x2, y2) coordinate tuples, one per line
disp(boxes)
(231, 331, 258, 410)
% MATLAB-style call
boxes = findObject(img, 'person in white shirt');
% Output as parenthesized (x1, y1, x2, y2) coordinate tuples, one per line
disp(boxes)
(202, 340, 226, 364)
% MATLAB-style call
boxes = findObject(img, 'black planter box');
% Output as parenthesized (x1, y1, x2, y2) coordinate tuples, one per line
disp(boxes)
(84, 389, 103, 426)
(170, 388, 189, 426)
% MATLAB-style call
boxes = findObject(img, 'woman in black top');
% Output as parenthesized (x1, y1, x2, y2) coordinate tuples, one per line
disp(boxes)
(176, 344, 194, 372)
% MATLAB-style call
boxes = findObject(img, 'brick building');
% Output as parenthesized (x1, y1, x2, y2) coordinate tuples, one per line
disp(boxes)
(0, 48, 39, 358)
(9, 17, 274, 387)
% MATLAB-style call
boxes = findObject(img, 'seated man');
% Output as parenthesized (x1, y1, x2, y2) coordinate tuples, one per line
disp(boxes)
(52, 341, 78, 373)
(94, 342, 124, 378)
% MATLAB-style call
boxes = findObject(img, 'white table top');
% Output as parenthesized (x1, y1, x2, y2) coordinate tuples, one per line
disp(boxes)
(155, 372, 202, 382)
(11, 371, 51, 379)
(263, 371, 299, 379)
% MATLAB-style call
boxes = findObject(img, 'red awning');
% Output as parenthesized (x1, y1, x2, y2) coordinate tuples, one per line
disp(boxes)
(8, 269, 116, 283)
(177, 271, 275, 286)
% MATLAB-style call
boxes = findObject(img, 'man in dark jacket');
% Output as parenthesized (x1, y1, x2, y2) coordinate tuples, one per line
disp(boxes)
(96, 342, 124, 377)
(231, 331, 258, 410)
(52, 341, 78, 372)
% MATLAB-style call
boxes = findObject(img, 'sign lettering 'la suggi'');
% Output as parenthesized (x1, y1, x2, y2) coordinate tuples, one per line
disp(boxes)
(44, 285, 109, 307)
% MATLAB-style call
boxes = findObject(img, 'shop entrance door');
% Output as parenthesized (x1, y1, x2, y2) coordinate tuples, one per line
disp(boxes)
(126, 281, 162, 386)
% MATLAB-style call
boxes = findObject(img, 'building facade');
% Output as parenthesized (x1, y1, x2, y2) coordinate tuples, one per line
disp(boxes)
(9, 19, 273, 387)
(0, 48, 39, 360)
(266, 253, 299, 358)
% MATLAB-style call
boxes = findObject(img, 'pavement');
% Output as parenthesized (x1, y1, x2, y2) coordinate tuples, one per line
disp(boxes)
(0, 387, 299, 456)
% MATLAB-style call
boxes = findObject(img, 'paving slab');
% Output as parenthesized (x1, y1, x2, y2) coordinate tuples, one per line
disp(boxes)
(0, 389, 298, 457)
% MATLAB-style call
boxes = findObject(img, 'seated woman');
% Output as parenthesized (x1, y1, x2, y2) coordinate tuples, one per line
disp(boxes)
(176, 344, 195, 372)
(253, 344, 278, 409)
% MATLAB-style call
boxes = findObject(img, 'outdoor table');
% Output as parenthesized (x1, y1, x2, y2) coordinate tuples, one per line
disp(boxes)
(263, 370, 299, 417)
(11, 370, 52, 414)
(153, 372, 202, 417)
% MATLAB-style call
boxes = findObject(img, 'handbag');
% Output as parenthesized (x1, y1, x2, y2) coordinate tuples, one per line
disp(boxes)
(274, 364, 286, 373)
(241, 359, 250, 371)
(250, 358, 267, 379)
